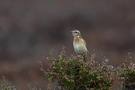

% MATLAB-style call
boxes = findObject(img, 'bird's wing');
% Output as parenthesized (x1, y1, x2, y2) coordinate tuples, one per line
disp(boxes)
(81, 38, 87, 46)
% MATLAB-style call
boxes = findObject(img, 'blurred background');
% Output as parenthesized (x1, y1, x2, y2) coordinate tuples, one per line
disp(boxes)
(0, 0, 135, 89)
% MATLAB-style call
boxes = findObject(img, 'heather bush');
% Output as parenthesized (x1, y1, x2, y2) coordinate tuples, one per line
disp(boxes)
(0, 77, 41, 90)
(0, 77, 16, 90)
(118, 61, 135, 90)
(43, 49, 117, 90)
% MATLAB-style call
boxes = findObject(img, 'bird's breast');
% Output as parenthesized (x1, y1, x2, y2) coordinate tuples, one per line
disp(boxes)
(73, 42, 87, 54)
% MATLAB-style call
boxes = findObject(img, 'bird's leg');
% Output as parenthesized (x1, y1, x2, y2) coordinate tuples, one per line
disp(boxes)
(83, 52, 87, 62)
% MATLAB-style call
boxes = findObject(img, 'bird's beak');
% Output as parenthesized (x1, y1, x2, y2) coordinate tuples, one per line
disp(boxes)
(70, 31, 73, 32)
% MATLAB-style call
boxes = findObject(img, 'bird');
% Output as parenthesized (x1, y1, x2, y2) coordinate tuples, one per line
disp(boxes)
(71, 29, 88, 57)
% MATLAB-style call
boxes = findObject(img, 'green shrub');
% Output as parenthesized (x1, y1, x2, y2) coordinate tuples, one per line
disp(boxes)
(0, 77, 41, 90)
(0, 77, 16, 90)
(43, 49, 116, 90)
(118, 61, 135, 90)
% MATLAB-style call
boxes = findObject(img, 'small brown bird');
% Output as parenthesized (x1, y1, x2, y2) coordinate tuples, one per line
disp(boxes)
(71, 29, 88, 56)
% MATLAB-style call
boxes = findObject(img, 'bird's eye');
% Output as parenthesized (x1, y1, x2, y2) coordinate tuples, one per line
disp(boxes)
(75, 32, 78, 33)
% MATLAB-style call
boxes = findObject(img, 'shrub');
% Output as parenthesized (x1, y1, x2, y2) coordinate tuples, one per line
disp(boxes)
(43, 49, 116, 90)
(118, 61, 135, 90)
(0, 77, 41, 90)
(0, 77, 16, 90)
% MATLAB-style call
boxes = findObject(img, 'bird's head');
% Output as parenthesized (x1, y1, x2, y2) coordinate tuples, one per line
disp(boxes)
(71, 29, 81, 37)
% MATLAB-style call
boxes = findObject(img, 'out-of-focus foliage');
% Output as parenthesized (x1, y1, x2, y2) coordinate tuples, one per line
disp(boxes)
(0, 77, 16, 90)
